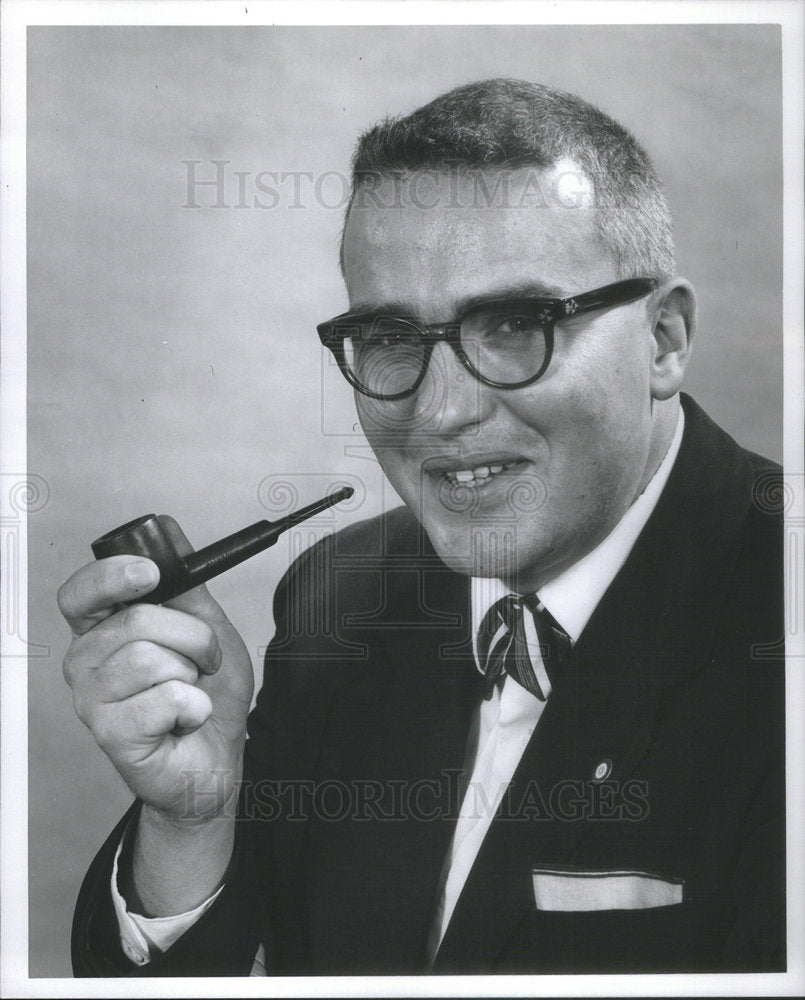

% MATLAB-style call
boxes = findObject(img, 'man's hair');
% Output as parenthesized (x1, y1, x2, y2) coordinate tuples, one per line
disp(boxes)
(342, 78, 676, 280)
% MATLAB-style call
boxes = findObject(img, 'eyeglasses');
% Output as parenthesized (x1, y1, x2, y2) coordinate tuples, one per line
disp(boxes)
(318, 277, 658, 401)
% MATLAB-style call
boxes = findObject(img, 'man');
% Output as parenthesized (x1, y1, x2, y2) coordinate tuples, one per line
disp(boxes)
(59, 78, 784, 975)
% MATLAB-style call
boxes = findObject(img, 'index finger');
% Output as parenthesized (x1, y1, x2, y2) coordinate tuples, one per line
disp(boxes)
(57, 555, 160, 635)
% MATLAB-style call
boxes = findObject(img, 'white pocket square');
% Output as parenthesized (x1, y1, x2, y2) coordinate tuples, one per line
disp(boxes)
(531, 869, 684, 911)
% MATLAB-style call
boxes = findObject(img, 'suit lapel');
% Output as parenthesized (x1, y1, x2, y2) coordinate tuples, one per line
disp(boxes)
(434, 396, 758, 971)
(306, 527, 483, 971)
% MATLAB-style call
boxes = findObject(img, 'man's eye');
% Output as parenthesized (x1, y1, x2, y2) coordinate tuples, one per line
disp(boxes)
(484, 314, 542, 340)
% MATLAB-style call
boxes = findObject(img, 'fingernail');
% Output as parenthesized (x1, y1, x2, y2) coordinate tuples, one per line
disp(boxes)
(211, 646, 223, 673)
(125, 562, 158, 589)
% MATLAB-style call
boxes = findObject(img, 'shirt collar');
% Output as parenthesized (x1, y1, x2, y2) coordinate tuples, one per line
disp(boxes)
(471, 407, 685, 652)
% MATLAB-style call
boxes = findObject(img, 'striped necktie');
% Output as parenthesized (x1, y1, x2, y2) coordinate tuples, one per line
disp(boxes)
(476, 593, 571, 700)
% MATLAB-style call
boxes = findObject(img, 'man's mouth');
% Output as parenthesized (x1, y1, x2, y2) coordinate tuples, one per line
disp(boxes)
(440, 460, 522, 488)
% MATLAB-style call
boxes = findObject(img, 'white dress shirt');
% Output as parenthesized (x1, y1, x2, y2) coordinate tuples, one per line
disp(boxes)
(113, 410, 685, 971)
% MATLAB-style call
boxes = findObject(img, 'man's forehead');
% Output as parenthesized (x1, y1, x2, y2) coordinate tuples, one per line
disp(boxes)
(346, 162, 592, 233)
(342, 162, 608, 313)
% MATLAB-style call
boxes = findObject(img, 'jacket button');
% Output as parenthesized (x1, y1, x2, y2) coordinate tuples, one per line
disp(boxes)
(593, 759, 612, 782)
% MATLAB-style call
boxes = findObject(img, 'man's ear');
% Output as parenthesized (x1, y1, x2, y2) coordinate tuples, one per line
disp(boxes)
(648, 278, 697, 401)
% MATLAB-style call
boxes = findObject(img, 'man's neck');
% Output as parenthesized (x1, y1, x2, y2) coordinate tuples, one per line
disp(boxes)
(633, 394, 681, 501)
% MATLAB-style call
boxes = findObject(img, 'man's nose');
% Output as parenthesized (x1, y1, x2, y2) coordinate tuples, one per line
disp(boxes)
(412, 340, 494, 434)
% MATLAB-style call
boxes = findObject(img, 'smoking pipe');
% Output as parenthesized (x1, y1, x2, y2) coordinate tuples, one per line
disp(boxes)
(91, 486, 354, 606)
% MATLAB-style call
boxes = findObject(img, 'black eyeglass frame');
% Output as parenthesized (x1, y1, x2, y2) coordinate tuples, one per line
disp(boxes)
(317, 277, 659, 401)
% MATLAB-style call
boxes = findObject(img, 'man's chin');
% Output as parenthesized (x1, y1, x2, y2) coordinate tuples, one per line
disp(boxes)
(421, 517, 545, 583)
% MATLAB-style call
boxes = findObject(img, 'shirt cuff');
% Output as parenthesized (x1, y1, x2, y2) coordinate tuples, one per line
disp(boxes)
(110, 831, 225, 966)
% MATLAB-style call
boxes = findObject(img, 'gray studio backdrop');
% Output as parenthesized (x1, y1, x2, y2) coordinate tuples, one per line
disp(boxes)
(27, 25, 781, 976)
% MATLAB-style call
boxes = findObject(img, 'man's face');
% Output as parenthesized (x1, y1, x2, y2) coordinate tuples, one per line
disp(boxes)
(341, 167, 661, 590)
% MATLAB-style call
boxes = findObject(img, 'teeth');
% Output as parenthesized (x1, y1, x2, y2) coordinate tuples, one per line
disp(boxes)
(444, 462, 517, 487)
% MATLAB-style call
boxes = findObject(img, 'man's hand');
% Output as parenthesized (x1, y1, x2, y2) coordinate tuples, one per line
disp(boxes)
(59, 516, 254, 820)
(58, 517, 255, 916)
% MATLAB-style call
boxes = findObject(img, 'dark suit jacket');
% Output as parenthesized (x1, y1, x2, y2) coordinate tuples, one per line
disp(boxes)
(72, 395, 785, 976)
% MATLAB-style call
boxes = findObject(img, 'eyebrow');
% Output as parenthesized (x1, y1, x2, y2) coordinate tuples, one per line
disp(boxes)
(347, 280, 567, 319)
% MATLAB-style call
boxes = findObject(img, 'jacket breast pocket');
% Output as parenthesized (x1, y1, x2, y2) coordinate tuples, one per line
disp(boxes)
(497, 871, 729, 973)
(531, 867, 684, 911)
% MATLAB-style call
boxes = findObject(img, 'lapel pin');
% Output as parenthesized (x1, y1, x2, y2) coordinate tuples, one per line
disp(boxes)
(592, 759, 612, 782)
